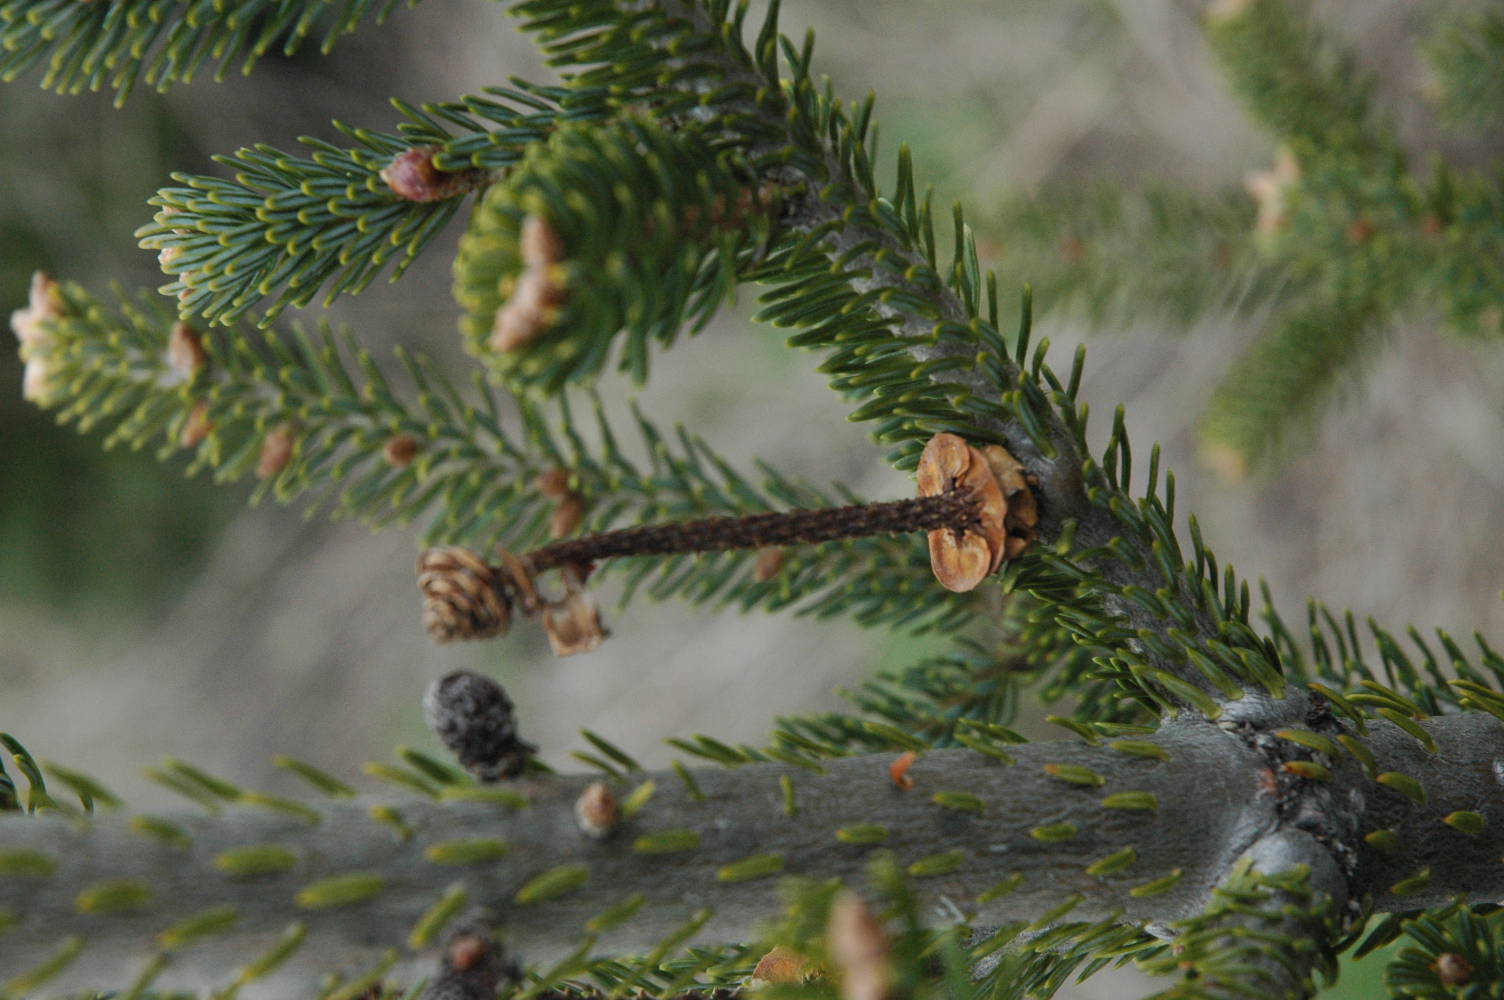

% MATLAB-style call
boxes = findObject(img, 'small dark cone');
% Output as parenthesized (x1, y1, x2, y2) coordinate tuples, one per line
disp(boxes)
(423, 670, 535, 781)
(418, 547, 511, 642)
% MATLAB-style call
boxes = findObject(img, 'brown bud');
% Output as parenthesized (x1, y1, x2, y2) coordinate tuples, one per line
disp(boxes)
(754, 546, 785, 582)
(381, 147, 489, 203)
(574, 781, 619, 839)
(1434, 952, 1473, 987)
(418, 547, 512, 642)
(384, 433, 421, 468)
(535, 467, 572, 500)
(255, 421, 296, 479)
(180, 400, 213, 448)
(750, 945, 810, 985)
(1347, 218, 1375, 245)
(827, 892, 891, 1000)
(917, 433, 1007, 591)
(520, 214, 565, 268)
(550, 494, 586, 539)
(167, 321, 206, 380)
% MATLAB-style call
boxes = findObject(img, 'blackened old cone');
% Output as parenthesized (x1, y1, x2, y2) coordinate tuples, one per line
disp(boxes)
(424, 670, 535, 781)
(418, 547, 511, 642)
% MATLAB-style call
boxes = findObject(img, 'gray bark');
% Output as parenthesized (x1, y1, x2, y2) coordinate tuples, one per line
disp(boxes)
(4, 712, 1502, 995)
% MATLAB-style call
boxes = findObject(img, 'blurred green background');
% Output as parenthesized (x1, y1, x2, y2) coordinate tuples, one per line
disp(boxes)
(2, 1, 1499, 995)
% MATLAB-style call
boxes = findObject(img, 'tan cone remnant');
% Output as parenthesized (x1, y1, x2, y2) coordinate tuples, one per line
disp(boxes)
(916, 432, 1038, 591)
(418, 547, 513, 642)
(541, 565, 605, 656)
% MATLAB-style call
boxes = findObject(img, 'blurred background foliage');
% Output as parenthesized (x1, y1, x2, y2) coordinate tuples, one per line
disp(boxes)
(1, 2, 1501, 995)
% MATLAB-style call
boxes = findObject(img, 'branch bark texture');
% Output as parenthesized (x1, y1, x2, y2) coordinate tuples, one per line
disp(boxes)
(4, 712, 1503, 995)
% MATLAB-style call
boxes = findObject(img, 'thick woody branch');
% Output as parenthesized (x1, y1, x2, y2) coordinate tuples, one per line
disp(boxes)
(2, 722, 1272, 994)
(5, 711, 1502, 994)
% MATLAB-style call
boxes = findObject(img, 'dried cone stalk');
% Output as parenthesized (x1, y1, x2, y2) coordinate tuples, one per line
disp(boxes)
(916, 433, 1007, 591)
(827, 892, 892, 1000)
(418, 547, 512, 641)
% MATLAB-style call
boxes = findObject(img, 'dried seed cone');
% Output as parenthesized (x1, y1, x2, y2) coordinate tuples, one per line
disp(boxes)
(418, 547, 511, 642)
(423, 670, 534, 781)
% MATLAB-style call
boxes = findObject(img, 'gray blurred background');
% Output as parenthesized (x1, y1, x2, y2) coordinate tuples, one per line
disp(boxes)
(2, 1, 1500, 995)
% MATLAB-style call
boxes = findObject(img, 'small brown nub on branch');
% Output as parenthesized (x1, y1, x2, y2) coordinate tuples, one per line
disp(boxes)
(574, 781, 619, 839)
(754, 546, 785, 582)
(382, 147, 490, 203)
(167, 321, 206, 379)
(418, 547, 512, 642)
(1435, 953, 1473, 987)
(180, 400, 213, 448)
(423, 670, 535, 782)
(421, 923, 518, 999)
(535, 467, 572, 500)
(550, 493, 586, 539)
(255, 421, 296, 479)
(384, 433, 421, 468)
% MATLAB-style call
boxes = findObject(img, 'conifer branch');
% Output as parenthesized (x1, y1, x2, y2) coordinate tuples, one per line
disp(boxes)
(6, 713, 1504, 995)
(25, 281, 979, 633)
(988, 183, 1286, 328)
(1423, 7, 1504, 130)
(136, 84, 586, 327)
(0, 0, 421, 106)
